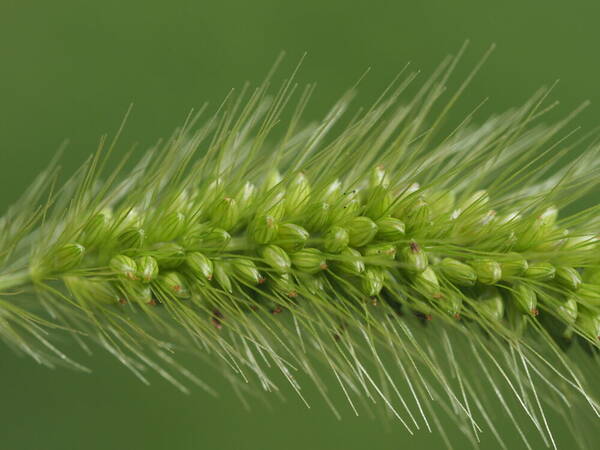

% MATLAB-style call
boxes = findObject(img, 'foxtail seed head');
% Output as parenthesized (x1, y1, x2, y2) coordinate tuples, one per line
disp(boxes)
(4, 59, 600, 450)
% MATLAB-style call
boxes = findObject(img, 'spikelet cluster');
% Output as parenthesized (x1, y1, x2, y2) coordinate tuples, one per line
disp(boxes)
(1, 54, 599, 448)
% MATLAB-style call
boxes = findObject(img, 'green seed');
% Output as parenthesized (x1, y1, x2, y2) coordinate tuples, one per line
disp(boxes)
(362, 267, 385, 296)
(285, 172, 311, 213)
(261, 245, 292, 273)
(270, 272, 297, 297)
(369, 165, 389, 189)
(363, 186, 392, 219)
(275, 223, 309, 253)
(554, 266, 582, 291)
(110, 255, 138, 280)
(82, 211, 111, 248)
(347, 216, 378, 247)
(555, 297, 578, 325)
(577, 310, 600, 340)
(117, 227, 145, 249)
(213, 261, 232, 293)
(303, 201, 331, 232)
(475, 287, 505, 321)
(412, 266, 440, 298)
(136, 255, 159, 283)
(160, 271, 190, 298)
(249, 215, 279, 244)
(500, 253, 528, 279)
(363, 243, 397, 261)
(154, 211, 186, 242)
(403, 198, 430, 233)
(323, 226, 349, 253)
(516, 206, 558, 250)
(436, 290, 463, 318)
(334, 247, 365, 275)
(236, 181, 257, 212)
(197, 228, 232, 251)
(471, 259, 502, 285)
(330, 197, 362, 224)
(231, 258, 264, 285)
(122, 280, 153, 304)
(151, 242, 186, 269)
(296, 272, 326, 295)
(51, 243, 85, 273)
(511, 282, 538, 316)
(438, 258, 477, 286)
(210, 197, 239, 231)
(186, 252, 213, 280)
(291, 248, 328, 274)
(399, 241, 428, 273)
(525, 262, 556, 281)
(320, 179, 342, 203)
(375, 216, 405, 241)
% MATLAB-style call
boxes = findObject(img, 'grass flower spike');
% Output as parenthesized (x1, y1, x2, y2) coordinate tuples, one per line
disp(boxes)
(0, 50, 599, 449)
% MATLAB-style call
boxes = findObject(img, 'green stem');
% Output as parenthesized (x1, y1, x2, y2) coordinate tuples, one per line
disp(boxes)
(0, 269, 31, 292)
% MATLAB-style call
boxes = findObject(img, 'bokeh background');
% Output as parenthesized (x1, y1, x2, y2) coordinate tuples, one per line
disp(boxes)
(1, 1, 599, 449)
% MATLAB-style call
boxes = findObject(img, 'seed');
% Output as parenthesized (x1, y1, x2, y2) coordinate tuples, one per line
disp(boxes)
(511, 282, 538, 316)
(500, 253, 528, 279)
(525, 262, 556, 281)
(285, 172, 311, 214)
(412, 266, 440, 298)
(261, 244, 292, 273)
(362, 266, 385, 296)
(471, 259, 502, 285)
(154, 211, 186, 242)
(160, 271, 190, 298)
(186, 252, 213, 280)
(554, 266, 582, 291)
(110, 255, 138, 280)
(275, 223, 310, 253)
(249, 215, 279, 244)
(82, 211, 112, 248)
(136, 256, 159, 283)
(438, 258, 477, 286)
(291, 248, 328, 274)
(232, 258, 264, 285)
(51, 243, 85, 273)
(346, 216, 378, 247)
(399, 241, 428, 273)
(334, 247, 365, 275)
(323, 226, 349, 253)
(475, 287, 505, 321)
(210, 197, 239, 231)
(117, 227, 145, 249)
(375, 216, 406, 241)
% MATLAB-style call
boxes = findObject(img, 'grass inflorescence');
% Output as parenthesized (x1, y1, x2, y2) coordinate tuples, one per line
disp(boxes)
(0, 50, 599, 448)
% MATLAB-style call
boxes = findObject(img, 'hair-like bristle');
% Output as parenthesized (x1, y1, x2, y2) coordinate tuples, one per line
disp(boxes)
(0, 51, 599, 449)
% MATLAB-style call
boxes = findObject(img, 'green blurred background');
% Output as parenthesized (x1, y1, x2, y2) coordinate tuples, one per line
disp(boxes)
(1, 1, 598, 449)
